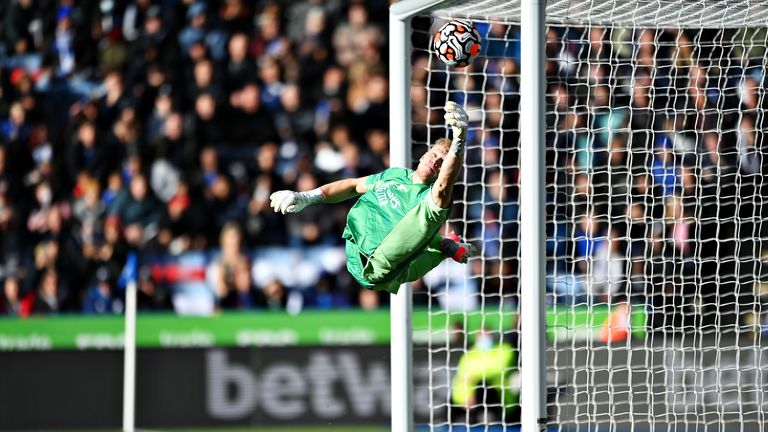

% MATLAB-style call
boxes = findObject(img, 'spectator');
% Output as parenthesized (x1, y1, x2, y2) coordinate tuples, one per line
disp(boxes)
(67, 121, 115, 182)
(32, 268, 63, 315)
(72, 177, 105, 248)
(219, 0, 252, 35)
(590, 229, 626, 302)
(143, 85, 174, 148)
(158, 179, 207, 253)
(178, 2, 228, 62)
(150, 111, 195, 172)
(82, 266, 123, 314)
(189, 59, 223, 107)
(86, 214, 128, 276)
(573, 212, 605, 275)
(1, 102, 33, 176)
(259, 56, 285, 111)
(285, 172, 334, 246)
(219, 257, 266, 310)
(204, 174, 243, 239)
(451, 328, 520, 424)
(101, 172, 123, 208)
(225, 33, 257, 94)
(262, 279, 288, 311)
(228, 83, 279, 148)
(0, 276, 24, 316)
(358, 288, 381, 310)
(191, 92, 228, 146)
(251, 8, 288, 59)
(136, 266, 173, 311)
(332, 2, 383, 67)
(26, 181, 55, 238)
(210, 222, 248, 300)
(108, 174, 163, 247)
(275, 83, 316, 150)
(123, 0, 152, 43)
(3, 0, 35, 55)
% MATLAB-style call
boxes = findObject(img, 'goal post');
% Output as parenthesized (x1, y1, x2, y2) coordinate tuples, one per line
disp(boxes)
(393, 0, 768, 431)
(389, 1, 548, 431)
(389, 4, 418, 432)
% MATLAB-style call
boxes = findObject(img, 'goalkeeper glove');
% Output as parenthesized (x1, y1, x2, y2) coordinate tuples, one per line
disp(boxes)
(444, 101, 469, 156)
(269, 188, 324, 214)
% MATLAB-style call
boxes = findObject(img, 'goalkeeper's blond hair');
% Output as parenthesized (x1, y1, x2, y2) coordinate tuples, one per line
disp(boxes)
(432, 137, 451, 154)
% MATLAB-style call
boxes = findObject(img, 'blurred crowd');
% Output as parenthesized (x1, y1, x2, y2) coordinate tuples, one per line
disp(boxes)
(0, 0, 393, 316)
(411, 22, 768, 329)
(0, 0, 766, 326)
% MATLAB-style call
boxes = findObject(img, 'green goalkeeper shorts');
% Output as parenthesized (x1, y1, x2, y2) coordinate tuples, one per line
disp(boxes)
(345, 192, 449, 293)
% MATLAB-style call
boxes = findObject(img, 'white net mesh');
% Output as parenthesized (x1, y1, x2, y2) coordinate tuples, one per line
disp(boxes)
(435, 0, 768, 28)
(410, 0, 768, 430)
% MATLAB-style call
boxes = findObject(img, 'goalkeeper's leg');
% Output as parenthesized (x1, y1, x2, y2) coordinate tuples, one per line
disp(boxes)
(372, 232, 475, 294)
(372, 247, 444, 294)
(401, 231, 476, 280)
(362, 193, 450, 285)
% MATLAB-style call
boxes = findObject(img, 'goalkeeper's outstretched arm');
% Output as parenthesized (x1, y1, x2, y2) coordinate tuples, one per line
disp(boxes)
(433, 101, 468, 209)
(271, 101, 466, 214)
(269, 176, 368, 214)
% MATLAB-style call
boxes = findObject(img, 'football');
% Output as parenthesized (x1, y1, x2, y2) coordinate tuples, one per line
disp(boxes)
(433, 20, 482, 67)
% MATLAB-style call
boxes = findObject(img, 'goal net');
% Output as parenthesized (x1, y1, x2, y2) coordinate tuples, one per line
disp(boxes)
(410, 0, 768, 430)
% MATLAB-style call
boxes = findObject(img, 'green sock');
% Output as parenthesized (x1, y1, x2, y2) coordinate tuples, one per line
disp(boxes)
(405, 249, 447, 282)
(428, 233, 443, 250)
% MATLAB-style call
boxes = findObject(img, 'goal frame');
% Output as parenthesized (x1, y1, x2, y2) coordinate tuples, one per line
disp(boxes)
(388, 1, 548, 431)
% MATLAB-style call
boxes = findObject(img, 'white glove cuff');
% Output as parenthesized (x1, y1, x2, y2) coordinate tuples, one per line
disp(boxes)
(450, 130, 466, 156)
(300, 187, 325, 205)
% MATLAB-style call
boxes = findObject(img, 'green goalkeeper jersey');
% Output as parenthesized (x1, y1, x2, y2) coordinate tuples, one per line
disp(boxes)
(342, 167, 432, 257)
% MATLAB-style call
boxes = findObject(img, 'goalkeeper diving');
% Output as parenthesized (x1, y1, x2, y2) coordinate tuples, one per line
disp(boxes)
(270, 101, 475, 293)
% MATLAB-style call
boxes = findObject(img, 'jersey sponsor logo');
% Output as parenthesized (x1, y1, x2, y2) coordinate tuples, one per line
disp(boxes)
(374, 182, 402, 209)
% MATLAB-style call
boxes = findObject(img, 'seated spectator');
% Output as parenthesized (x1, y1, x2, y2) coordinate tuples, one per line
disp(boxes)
(179, 2, 228, 62)
(148, 112, 197, 170)
(262, 279, 288, 311)
(219, 257, 266, 310)
(285, 172, 335, 246)
(358, 288, 381, 310)
(32, 269, 63, 315)
(67, 121, 116, 182)
(101, 171, 123, 208)
(158, 179, 207, 253)
(83, 266, 123, 314)
(188, 59, 223, 107)
(197, 146, 221, 192)
(137, 266, 173, 311)
(573, 212, 605, 275)
(225, 33, 257, 94)
(108, 174, 164, 247)
(1, 102, 34, 176)
(228, 83, 279, 147)
(0, 277, 24, 316)
(72, 178, 106, 247)
(26, 181, 55, 238)
(649, 147, 679, 199)
(87, 214, 128, 273)
(590, 229, 626, 302)
(191, 93, 228, 146)
(275, 83, 316, 149)
(1, 101, 32, 147)
(204, 174, 244, 240)
(259, 56, 285, 111)
(210, 222, 249, 300)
